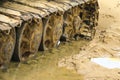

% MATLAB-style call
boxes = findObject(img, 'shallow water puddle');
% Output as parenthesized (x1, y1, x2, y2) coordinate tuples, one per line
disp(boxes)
(91, 58, 120, 69)
(0, 40, 87, 80)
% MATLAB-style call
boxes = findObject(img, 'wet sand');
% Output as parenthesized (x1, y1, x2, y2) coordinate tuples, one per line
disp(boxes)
(0, 40, 88, 80)
(1, 0, 120, 80)
(58, 0, 120, 80)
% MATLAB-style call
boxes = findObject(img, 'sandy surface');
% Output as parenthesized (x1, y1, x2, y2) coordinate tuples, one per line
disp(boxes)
(1, 0, 120, 80)
(58, 0, 120, 80)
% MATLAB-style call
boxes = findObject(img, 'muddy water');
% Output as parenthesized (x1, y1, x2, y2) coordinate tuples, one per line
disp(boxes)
(0, 40, 88, 80)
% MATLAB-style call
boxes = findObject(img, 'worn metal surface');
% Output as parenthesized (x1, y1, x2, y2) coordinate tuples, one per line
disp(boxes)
(0, 0, 89, 30)
(0, 0, 99, 68)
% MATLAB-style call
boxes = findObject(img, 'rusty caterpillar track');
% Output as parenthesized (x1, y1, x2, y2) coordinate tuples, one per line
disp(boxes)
(0, 0, 99, 68)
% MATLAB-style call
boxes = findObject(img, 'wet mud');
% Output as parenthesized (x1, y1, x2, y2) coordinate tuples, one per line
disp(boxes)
(0, 40, 88, 80)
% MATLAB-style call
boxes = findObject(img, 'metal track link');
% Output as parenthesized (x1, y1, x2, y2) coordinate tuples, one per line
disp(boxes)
(0, 0, 99, 68)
